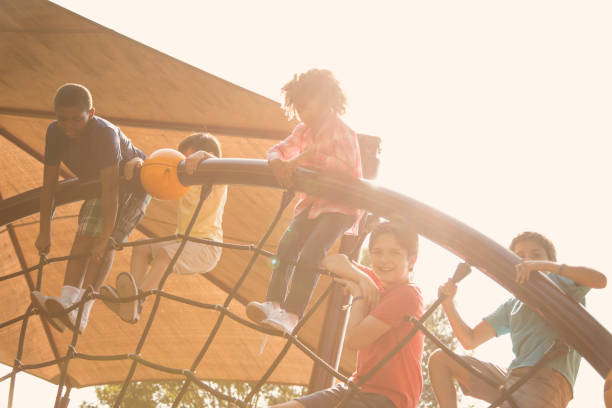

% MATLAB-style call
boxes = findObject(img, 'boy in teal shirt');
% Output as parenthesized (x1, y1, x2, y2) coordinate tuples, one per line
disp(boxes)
(429, 231, 606, 408)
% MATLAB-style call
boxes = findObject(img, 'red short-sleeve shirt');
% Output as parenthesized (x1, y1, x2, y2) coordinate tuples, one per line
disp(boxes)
(352, 265, 424, 408)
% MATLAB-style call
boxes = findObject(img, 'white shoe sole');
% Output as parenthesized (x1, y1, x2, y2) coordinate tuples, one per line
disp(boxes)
(246, 302, 269, 324)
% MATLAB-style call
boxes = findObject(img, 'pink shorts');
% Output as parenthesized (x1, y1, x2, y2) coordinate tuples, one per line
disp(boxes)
(151, 239, 221, 275)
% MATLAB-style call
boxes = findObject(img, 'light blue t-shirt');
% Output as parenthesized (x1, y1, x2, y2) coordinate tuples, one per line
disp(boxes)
(484, 273, 590, 389)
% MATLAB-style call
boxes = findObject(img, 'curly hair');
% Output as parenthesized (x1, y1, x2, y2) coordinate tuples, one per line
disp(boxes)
(509, 231, 557, 262)
(281, 69, 347, 120)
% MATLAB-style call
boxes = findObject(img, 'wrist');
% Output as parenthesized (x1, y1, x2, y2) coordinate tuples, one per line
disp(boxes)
(557, 264, 567, 276)
(441, 298, 455, 309)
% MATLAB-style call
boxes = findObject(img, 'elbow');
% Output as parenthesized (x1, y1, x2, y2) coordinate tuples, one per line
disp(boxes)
(458, 336, 477, 351)
(596, 274, 607, 289)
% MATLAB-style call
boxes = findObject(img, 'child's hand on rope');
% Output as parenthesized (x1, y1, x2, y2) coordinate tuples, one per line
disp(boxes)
(438, 278, 458, 306)
(185, 150, 215, 175)
(123, 157, 143, 180)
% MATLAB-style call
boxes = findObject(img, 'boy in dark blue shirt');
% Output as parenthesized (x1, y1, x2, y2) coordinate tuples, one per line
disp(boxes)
(31, 83, 150, 333)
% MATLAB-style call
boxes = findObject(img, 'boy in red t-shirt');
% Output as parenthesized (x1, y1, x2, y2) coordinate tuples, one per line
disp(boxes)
(268, 221, 424, 408)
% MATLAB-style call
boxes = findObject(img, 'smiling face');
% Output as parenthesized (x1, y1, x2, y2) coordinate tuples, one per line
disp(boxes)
(369, 232, 416, 288)
(55, 106, 94, 139)
(511, 239, 552, 261)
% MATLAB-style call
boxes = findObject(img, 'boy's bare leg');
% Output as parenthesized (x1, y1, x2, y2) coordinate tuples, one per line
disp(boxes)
(428, 349, 473, 408)
(131, 244, 152, 284)
(87, 247, 115, 290)
(137, 250, 171, 292)
(63, 235, 94, 287)
(64, 235, 114, 290)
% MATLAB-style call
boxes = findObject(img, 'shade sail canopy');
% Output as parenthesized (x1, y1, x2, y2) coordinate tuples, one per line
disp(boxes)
(0, 0, 381, 388)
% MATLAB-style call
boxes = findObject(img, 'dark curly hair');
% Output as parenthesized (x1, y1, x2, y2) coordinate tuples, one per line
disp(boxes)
(281, 69, 347, 120)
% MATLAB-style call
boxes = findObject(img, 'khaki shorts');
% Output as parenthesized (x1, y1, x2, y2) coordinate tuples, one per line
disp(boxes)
(458, 356, 572, 408)
(151, 239, 221, 275)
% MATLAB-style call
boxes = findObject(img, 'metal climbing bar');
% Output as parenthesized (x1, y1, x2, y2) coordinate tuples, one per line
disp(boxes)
(2, 160, 612, 407)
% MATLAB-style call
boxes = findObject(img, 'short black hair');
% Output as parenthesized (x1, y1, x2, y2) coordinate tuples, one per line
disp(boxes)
(368, 221, 419, 257)
(54, 83, 93, 111)
(178, 133, 222, 158)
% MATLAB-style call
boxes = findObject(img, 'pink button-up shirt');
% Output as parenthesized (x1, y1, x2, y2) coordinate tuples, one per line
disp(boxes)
(267, 113, 363, 235)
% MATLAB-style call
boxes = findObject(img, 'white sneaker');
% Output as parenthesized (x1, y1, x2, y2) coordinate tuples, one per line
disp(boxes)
(45, 296, 88, 334)
(30, 291, 66, 333)
(246, 301, 279, 324)
(262, 309, 299, 335)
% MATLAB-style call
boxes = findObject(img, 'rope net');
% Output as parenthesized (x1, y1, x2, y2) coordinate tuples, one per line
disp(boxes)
(0, 183, 567, 408)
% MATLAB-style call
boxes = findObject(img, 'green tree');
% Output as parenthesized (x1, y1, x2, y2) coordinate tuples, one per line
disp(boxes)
(419, 302, 473, 408)
(80, 380, 306, 407)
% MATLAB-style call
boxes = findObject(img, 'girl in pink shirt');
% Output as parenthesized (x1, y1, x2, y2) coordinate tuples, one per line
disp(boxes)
(246, 69, 362, 334)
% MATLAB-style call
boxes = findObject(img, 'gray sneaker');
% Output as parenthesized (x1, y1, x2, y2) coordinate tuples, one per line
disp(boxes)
(116, 272, 139, 323)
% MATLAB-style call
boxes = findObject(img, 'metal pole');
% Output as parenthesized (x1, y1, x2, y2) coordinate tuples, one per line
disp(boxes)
(307, 137, 381, 392)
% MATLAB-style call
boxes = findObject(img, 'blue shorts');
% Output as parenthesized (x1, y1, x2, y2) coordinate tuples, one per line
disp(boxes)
(296, 383, 396, 408)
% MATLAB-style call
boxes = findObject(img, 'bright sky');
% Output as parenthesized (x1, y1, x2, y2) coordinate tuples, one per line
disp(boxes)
(2, 1, 611, 407)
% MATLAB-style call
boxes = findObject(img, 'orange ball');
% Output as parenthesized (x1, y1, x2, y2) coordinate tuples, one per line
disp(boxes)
(140, 148, 190, 200)
(605, 369, 612, 408)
